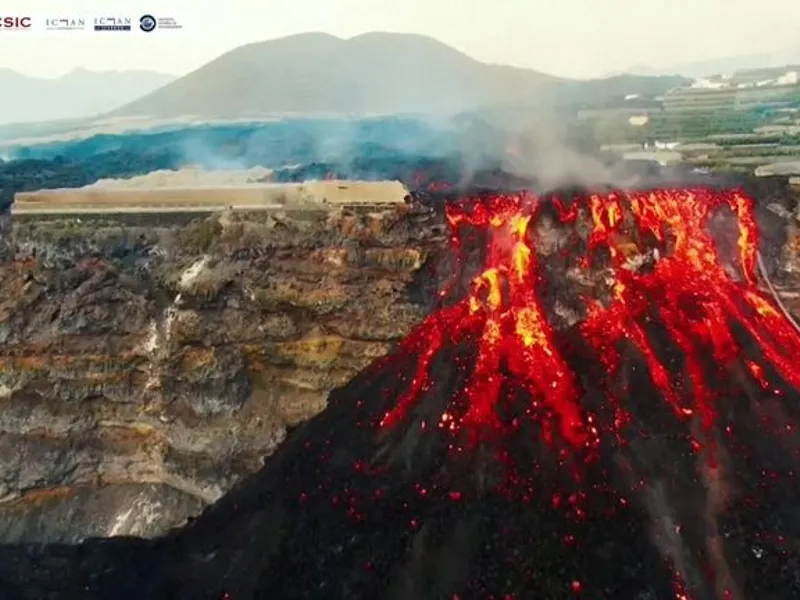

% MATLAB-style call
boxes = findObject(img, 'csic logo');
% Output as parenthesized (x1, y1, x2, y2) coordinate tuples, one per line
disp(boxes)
(139, 14, 156, 32)
(93, 16, 131, 31)
(0, 16, 31, 30)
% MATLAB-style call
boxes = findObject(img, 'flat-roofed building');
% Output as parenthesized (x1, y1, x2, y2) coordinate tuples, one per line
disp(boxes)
(10, 180, 410, 217)
(662, 84, 798, 112)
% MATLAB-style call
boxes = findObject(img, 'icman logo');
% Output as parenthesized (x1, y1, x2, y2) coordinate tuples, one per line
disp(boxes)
(0, 16, 31, 29)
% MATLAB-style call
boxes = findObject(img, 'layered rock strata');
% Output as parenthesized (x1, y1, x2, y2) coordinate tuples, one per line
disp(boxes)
(0, 207, 443, 542)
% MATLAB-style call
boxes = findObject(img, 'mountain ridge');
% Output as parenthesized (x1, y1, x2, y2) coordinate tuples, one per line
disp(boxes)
(623, 45, 800, 78)
(111, 32, 683, 119)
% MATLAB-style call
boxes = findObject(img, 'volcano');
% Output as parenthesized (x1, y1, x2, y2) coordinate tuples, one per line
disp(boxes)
(3, 185, 800, 599)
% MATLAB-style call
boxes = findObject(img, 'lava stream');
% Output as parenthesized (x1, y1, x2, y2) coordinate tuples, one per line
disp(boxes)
(380, 187, 800, 462)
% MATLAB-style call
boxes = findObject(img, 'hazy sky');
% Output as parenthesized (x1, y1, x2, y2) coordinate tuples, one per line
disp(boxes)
(3, 0, 800, 79)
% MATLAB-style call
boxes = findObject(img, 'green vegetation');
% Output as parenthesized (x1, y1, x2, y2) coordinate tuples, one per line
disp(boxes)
(581, 109, 776, 145)
(714, 134, 800, 146)
(568, 81, 800, 173)
(782, 89, 800, 107)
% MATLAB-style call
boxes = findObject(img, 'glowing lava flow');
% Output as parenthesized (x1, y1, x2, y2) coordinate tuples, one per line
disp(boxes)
(380, 188, 800, 460)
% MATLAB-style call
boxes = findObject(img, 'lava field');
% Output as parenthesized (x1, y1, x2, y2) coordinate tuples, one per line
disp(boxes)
(213, 186, 800, 599)
(3, 183, 800, 600)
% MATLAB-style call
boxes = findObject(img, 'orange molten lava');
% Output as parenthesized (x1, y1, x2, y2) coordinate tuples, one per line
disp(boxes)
(380, 188, 800, 463)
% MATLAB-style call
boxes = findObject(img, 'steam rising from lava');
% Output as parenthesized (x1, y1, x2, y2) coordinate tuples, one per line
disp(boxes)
(372, 187, 800, 596)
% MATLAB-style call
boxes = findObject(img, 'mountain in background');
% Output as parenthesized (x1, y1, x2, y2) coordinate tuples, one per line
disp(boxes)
(0, 68, 176, 125)
(625, 46, 800, 78)
(111, 32, 687, 119)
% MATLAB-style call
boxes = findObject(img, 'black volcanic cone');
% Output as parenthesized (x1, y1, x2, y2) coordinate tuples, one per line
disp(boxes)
(155, 340, 676, 599)
(8, 322, 799, 599)
(151, 325, 800, 600)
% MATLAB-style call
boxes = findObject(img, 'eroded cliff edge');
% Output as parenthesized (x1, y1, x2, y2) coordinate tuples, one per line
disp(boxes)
(0, 207, 446, 543)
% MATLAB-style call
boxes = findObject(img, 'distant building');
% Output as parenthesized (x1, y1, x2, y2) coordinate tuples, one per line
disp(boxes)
(691, 78, 730, 90)
(646, 141, 680, 150)
(755, 162, 800, 177)
(734, 68, 783, 84)
(663, 86, 738, 111)
(622, 150, 683, 166)
(662, 83, 798, 112)
(754, 124, 800, 135)
(577, 106, 654, 119)
(10, 180, 411, 218)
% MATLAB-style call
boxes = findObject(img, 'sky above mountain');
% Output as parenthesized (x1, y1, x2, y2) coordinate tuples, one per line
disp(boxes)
(3, 0, 799, 80)
(623, 48, 800, 78)
(0, 68, 175, 124)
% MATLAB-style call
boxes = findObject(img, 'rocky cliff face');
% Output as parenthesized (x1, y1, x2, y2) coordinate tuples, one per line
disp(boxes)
(0, 207, 444, 543)
(2, 177, 800, 550)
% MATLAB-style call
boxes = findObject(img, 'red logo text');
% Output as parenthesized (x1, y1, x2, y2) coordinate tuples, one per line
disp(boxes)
(0, 16, 32, 29)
